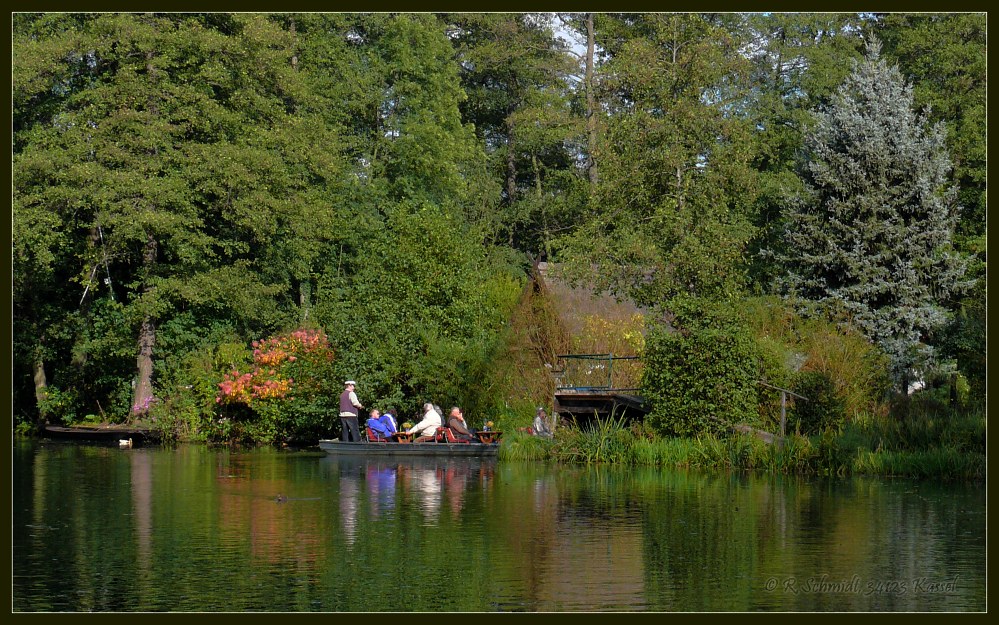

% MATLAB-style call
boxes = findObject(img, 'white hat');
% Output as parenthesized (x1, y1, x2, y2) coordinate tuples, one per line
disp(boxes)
(345, 380, 356, 386)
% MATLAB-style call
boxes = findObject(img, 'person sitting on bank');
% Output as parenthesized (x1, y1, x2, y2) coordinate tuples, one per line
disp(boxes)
(379, 407, 399, 436)
(533, 407, 554, 438)
(406, 403, 443, 441)
(366, 408, 394, 440)
(447, 406, 476, 442)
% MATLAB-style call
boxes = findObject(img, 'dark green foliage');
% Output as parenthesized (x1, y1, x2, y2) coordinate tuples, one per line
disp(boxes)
(10, 13, 985, 439)
(872, 13, 986, 242)
(641, 299, 764, 437)
(743, 13, 866, 290)
(790, 370, 845, 435)
(554, 13, 759, 310)
(872, 15, 985, 401)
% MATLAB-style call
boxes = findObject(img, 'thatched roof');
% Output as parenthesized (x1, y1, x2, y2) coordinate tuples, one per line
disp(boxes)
(534, 262, 647, 346)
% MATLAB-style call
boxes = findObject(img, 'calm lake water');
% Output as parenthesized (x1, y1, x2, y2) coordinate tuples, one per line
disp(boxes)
(12, 439, 986, 612)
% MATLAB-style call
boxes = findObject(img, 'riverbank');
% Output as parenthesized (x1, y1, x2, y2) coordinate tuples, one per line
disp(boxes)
(498, 409, 986, 480)
(33, 403, 984, 481)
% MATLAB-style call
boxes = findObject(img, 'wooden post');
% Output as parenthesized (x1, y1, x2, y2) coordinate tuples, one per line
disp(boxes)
(780, 391, 786, 437)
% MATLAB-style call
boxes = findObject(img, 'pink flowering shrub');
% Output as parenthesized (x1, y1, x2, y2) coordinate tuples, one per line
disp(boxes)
(214, 328, 337, 443)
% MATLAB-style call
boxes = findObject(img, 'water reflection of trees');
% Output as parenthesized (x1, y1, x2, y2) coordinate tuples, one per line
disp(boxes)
(13, 445, 984, 611)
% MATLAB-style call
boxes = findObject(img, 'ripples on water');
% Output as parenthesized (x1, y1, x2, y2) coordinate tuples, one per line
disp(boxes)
(12, 441, 986, 612)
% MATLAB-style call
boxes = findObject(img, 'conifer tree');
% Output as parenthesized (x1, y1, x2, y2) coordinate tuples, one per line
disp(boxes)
(777, 39, 966, 387)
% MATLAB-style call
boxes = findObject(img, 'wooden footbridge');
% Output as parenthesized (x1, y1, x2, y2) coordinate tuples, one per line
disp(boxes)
(550, 353, 649, 427)
(548, 355, 796, 444)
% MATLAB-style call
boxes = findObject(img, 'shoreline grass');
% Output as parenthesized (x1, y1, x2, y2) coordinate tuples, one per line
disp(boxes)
(498, 410, 985, 481)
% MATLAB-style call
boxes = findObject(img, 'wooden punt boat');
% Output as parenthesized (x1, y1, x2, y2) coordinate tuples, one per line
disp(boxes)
(318, 439, 499, 457)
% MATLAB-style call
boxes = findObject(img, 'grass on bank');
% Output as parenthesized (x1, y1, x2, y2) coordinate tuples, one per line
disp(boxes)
(497, 408, 985, 480)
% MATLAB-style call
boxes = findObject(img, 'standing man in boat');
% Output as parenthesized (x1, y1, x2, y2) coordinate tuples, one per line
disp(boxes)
(339, 380, 364, 442)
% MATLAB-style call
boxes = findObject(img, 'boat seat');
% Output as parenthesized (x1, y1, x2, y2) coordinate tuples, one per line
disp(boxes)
(366, 426, 390, 442)
(438, 427, 472, 444)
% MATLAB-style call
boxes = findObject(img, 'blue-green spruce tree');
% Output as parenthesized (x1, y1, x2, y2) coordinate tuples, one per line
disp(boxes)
(777, 40, 967, 388)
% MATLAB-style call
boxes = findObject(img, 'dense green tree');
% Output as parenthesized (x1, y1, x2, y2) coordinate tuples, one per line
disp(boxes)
(310, 14, 520, 420)
(555, 13, 759, 310)
(872, 13, 985, 242)
(871, 12, 986, 400)
(742, 13, 866, 288)
(447, 13, 582, 254)
(12, 14, 343, 423)
(641, 298, 766, 437)
(775, 40, 967, 387)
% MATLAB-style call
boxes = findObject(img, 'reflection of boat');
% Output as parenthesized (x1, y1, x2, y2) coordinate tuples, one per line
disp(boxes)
(318, 439, 499, 457)
(326, 455, 496, 522)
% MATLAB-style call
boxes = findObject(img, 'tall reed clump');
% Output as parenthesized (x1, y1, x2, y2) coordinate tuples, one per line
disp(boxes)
(852, 448, 984, 480)
(549, 414, 634, 464)
(628, 437, 703, 469)
(522, 391, 983, 480)
(498, 429, 555, 462)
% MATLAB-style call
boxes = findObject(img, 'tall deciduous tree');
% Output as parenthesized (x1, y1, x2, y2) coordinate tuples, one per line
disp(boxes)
(742, 13, 865, 287)
(311, 14, 519, 418)
(447, 13, 580, 252)
(776, 40, 967, 386)
(555, 13, 758, 310)
(13, 14, 338, 421)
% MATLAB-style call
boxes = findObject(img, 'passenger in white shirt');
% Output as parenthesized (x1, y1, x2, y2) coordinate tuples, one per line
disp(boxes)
(407, 403, 443, 439)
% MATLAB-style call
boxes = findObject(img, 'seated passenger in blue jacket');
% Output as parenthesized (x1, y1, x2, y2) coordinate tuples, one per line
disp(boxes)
(366, 409, 395, 440)
(379, 408, 399, 436)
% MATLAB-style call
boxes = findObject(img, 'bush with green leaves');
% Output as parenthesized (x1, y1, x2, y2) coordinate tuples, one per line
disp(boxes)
(790, 370, 846, 434)
(742, 296, 893, 422)
(641, 298, 766, 437)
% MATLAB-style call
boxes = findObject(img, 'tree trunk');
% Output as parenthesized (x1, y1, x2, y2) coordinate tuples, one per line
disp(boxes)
(300, 278, 312, 322)
(131, 233, 157, 420)
(73, 226, 103, 369)
(506, 113, 518, 205)
(532, 153, 550, 261)
(585, 12, 598, 189)
(32, 345, 49, 428)
(290, 17, 298, 71)
(506, 113, 518, 246)
(132, 49, 160, 421)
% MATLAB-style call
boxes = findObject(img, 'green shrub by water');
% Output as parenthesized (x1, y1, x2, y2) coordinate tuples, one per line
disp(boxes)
(512, 403, 984, 480)
(641, 298, 768, 437)
(791, 370, 846, 434)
